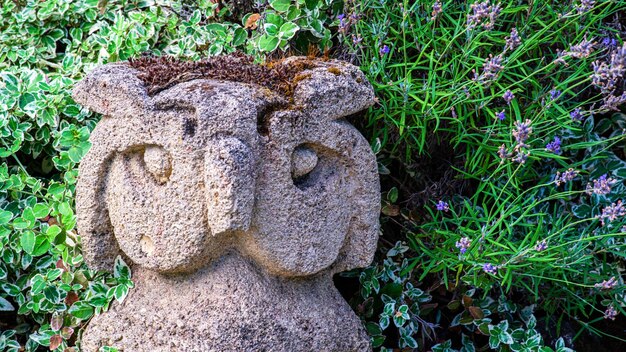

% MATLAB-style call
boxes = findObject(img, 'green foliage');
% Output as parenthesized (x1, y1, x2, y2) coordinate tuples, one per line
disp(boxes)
(341, 0, 626, 349)
(349, 243, 576, 352)
(248, 0, 342, 53)
(0, 0, 339, 350)
(2, 0, 625, 350)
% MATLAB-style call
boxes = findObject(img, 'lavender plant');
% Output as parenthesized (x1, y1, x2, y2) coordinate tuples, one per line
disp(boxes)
(341, 0, 626, 350)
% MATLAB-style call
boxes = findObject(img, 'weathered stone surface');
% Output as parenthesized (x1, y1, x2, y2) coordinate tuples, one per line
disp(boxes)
(73, 56, 380, 351)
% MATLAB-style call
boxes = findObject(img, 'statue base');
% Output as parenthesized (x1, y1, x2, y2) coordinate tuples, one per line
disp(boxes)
(80, 251, 371, 352)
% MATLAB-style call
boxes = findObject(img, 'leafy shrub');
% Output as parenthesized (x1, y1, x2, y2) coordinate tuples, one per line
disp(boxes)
(350, 242, 577, 352)
(340, 0, 626, 350)
(0, 1, 340, 350)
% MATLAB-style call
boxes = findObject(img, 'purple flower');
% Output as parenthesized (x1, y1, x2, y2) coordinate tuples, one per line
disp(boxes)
(546, 136, 561, 154)
(598, 200, 626, 226)
(535, 240, 548, 252)
(595, 277, 618, 290)
(602, 37, 618, 48)
(591, 60, 616, 93)
(503, 90, 515, 104)
(554, 168, 578, 186)
(496, 110, 506, 121)
(576, 0, 596, 15)
(478, 54, 504, 82)
(498, 144, 510, 160)
(570, 107, 584, 122)
(549, 89, 561, 100)
(352, 35, 363, 45)
(586, 174, 616, 195)
(337, 14, 349, 33)
(567, 37, 595, 58)
(512, 119, 532, 148)
(380, 45, 390, 55)
(436, 200, 450, 212)
(455, 237, 471, 254)
(467, 1, 502, 30)
(602, 92, 626, 111)
(483, 263, 497, 274)
(505, 28, 521, 51)
(431, 1, 442, 19)
(512, 151, 528, 164)
(604, 305, 618, 320)
(591, 44, 626, 94)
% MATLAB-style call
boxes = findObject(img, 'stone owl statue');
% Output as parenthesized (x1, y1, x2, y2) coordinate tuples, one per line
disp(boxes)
(72, 55, 380, 351)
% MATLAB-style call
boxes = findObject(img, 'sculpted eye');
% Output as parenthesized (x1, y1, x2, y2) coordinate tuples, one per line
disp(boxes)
(143, 146, 172, 184)
(291, 145, 319, 189)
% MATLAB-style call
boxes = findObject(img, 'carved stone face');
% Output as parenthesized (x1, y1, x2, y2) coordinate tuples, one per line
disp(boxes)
(74, 57, 380, 277)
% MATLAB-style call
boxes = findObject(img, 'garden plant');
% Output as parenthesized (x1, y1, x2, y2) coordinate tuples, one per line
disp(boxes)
(0, 0, 625, 351)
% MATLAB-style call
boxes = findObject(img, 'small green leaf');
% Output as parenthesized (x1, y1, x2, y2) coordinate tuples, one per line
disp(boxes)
(47, 28, 65, 40)
(68, 147, 83, 163)
(43, 285, 61, 303)
(21, 231, 36, 254)
(269, 0, 291, 12)
(46, 225, 62, 241)
(387, 187, 398, 203)
(499, 331, 514, 345)
(12, 217, 30, 230)
(286, 5, 300, 21)
(258, 34, 280, 52)
(379, 314, 390, 330)
(265, 12, 284, 27)
(47, 268, 63, 281)
(393, 313, 406, 327)
(19, 93, 36, 111)
(383, 302, 395, 315)
(264, 23, 279, 36)
(32, 236, 51, 256)
(114, 256, 131, 280)
(305, 0, 320, 10)
(113, 284, 129, 303)
(2, 283, 21, 296)
(69, 302, 94, 320)
(278, 22, 299, 40)
(489, 335, 500, 349)
(233, 28, 247, 46)
(0, 210, 13, 225)
(62, 104, 80, 117)
(32, 203, 49, 219)
(365, 322, 382, 335)
(371, 335, 385, 348)
(0, 296, 14, 311)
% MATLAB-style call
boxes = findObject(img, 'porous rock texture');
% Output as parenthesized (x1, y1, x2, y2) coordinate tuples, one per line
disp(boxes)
(73, 55, 380, 351)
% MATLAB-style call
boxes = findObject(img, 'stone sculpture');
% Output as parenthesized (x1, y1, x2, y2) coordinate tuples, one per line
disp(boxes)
(73, 54, 380, 351)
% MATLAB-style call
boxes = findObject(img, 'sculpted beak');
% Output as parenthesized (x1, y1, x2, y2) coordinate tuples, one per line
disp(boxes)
(204, 137, 255, 235)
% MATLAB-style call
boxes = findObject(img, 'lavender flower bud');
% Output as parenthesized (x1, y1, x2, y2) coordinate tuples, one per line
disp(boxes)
(436, 200, 450, 212)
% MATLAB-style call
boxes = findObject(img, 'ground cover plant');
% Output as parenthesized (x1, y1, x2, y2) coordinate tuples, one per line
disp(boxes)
(0, 0, 624, 351)
(0, 1, 342, 350)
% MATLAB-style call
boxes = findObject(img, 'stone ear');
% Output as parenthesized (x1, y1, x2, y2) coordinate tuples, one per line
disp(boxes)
(75, 119, 124, 271)
(281, 59, 380, 272)
(331, 123, 381, 274)
(288, 59, 376, 120)
(72, 64, 151, 118)
(72, 65, 150, 271)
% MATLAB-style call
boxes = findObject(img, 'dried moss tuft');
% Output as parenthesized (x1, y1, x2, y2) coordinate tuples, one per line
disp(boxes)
(127, 53, 317, 96)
